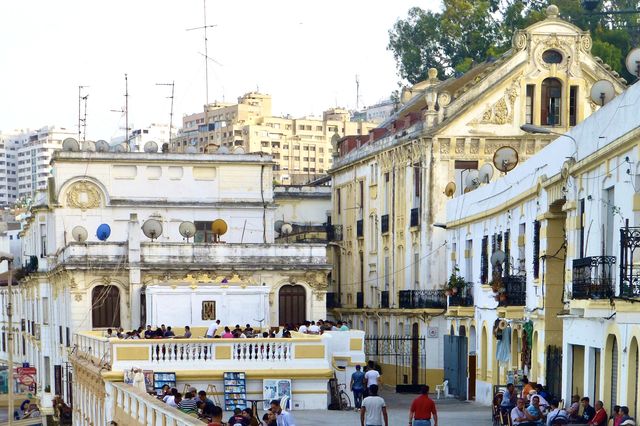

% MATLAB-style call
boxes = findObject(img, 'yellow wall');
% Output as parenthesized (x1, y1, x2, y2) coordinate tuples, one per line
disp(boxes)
(572, 345, 585, 396)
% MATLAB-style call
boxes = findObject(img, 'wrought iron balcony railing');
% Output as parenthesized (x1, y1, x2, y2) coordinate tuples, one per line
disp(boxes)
(326, 224, 343, 242)
(356, 219, 364, 238)
(499, 275, 527, 306)
(572, 256, 616, 299)
(410, 207, 420, 227)
(448, 285, 474, 307)
(326, 292, 341, 309)
(398, 290, 447, 309)
(380, 290, 389, 308)
(620, 227, 640, 298)
(381, 214, 390, 234)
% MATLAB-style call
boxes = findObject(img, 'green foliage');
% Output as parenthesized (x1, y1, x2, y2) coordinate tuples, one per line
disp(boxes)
(388, 0, 638, 85)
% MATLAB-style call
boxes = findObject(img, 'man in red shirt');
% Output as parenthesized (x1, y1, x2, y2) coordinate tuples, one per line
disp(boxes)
(409, 385, 438, 426)
(589, 400, 608, 426)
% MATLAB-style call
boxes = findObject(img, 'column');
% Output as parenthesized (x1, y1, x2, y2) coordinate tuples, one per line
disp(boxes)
(128, 213, 142, 329)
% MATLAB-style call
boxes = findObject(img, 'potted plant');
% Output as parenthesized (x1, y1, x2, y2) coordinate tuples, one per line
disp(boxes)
(445, 266, 467, 295)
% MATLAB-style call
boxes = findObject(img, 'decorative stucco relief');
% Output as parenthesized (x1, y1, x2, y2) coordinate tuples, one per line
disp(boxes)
(66, 180, 102, 210)
(470, 79, 519, 125)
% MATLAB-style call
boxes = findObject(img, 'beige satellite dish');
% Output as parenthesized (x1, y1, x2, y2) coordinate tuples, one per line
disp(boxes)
(590, 80, 616, 106)
(479, 163, 494, 184)
(444, 181, 456, 198)
(205, 143, 219, 154)
(211, 219, 228, 242)
(141, 219, 163, 241)
(561, 158, 575, 180)
(72, 225, 88, 242)
(464, 170, 480, 192)
(179, 221, 196, 241)
(62, 138, 80, 152)
(82, 140, 96, 152)
(493, 146, 519, 173)
(625, 47, 640, 78)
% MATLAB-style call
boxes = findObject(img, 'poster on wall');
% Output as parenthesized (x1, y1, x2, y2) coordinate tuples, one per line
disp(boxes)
(262, 379, 292, 410)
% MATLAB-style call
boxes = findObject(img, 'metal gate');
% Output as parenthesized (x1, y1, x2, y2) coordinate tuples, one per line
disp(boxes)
(365, 335, 426, 393)
(546, 345, 562, 400)
(444, 335, 468, 400)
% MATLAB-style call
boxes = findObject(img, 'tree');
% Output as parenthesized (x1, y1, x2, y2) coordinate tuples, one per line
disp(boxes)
(388, 0, 637, 85)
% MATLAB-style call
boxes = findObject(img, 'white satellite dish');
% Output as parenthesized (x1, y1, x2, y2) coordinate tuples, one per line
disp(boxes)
(491, 249, 506, 267)
(185, 146, 198, 154)
(141, 219, 163, 241)
(82, 140, 96, 152)
(464, 170, 480, 191)
(95, 140, 110, 152)
(274, 220, 285, 233)
(561, 158, 575, 180)
(493, 146, 519, 173)
(144, 141, 159, 153)
(590, 80, 616, 106)
(625, 47, 640, 78)
(217, 146, 229, 154)
(71, 225, 88, 242)
(114, 143, 129, 153)
(62, 138, 80, 152)
(233, 146, 245, 154)
(478, 163, 494, 184)
(281, 223, 293, 235)
(178, 221, 196, 241)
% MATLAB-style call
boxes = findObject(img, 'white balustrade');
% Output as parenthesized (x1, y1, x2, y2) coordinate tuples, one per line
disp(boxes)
(232, 341, 292, 361)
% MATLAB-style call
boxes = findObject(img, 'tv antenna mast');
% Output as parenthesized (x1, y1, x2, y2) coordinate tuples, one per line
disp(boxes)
(156, 81, 175, 145)
(110, 73, 130, 143)
(78, 85, 89, 142)
(355, 74, 360, 110)
(187, 0, 217, 107)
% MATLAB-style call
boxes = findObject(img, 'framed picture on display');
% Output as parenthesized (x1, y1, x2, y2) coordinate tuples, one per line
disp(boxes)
(202, 301, 216, 320)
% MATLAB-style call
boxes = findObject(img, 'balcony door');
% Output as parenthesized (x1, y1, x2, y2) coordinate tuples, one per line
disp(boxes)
(278, 284, 306, 326)
(603, 188, 615, 256)
(92, 285, 121, 328)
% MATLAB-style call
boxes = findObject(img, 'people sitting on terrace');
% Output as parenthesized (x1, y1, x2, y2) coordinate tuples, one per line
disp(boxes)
(298, 321, 310, 333)
(242, 407, 260, 426)
(144, 325, 154, 338)
(105, 328, 114, 338)
(164, 326, 175, 338)
(566, 395, 581, 422)
(181, 326, 192, 338)
(163, 388, 179, 407)
(228, 407, 249, 425)
(262, 411, 277, 426)
(244, 324, 254, 337)
(526, 396, 544, 425)
(116, 327, 125, 338)
(501, 383, 518, 412)
(206, 319, 221, 338)
(197, 390, 216, 419)
(207, 405, 224, 426)
(546, 399, 568, 426)
(222, 327, 234, 338)
(178, 391, 199, 415)
(308, 320, 320, 334)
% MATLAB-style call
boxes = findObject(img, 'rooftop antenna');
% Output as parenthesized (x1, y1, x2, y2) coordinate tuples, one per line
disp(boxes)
(78, 85, 89, 142)
(109, 74, 130, 143)
(355, 74, 360, 110)
(156, 81, 175, 145)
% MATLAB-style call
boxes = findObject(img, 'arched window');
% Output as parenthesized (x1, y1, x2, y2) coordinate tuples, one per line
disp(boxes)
(91, 285, 121, 328)
(541, 78, 562, 126)
(278, 284, 306, 326)
(481, 326, 488, 380)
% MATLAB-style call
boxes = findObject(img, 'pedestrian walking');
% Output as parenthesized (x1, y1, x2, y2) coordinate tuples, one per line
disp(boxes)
(351, 365, 366, 410)
(360, 384, 388, 426)
(409, 385, 438, 426)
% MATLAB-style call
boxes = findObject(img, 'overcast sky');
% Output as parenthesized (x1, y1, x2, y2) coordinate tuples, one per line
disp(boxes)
(0, 1, 438, 140)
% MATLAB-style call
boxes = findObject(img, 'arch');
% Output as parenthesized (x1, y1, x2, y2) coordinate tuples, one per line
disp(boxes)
(58, 176, 110, 209)
(628, 337, 639, 419)
(278, 284, 306, 326)
(450, 324, 456, 336)
(459, 325, 466, 337)
(91, 285, 121, 328)
(604, 333, 620, 412)
(481, 325, 488, 381)
(541, 78, 562, 126)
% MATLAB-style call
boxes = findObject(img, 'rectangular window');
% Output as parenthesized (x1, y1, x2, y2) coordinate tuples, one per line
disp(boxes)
(481, 236, 489, 284)
(465, 240, 473, 282)
(42, 297, 49, 325)
(569, 86, 578, 126)
(359, 180, 364, 216)
(504, 230, 511, 275)
(44, 356, 51, 388)
(518, 223, 526, 274)
(413, 251, 420, 289)
(526, 85, 535, 124)
(336, 188, 341, 216)
(579, 199, 585, 258)
(413, 164, 421, 208)
(533, 220, 541, 279)
(40, 223, 46, 257)
(384, 256, 390, 290)
(383, 172, 390, 214)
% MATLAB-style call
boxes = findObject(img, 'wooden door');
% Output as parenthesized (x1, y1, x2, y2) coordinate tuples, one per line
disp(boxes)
(278, 285, 306, 326)
(92, 285, 121, 328)
(468, 354, 477, 400)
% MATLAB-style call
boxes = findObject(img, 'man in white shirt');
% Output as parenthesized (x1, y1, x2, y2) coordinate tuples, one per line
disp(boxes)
(360, 385, 388, 426)
(205, 320, 220, 338)
(308, 321, 321, 334)
(364, 361, 381, 392)
(298, 321, 310, 334)
(270, 399, 296, 426)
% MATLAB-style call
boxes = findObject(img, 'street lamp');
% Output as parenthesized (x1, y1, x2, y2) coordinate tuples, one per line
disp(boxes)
(0, 252, 14, 425)
(520, 124, 578, 158)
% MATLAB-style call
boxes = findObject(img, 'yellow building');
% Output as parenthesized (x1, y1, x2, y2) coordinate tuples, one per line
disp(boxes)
(327, 5, 626, 392)
(174, 93, 376, 184)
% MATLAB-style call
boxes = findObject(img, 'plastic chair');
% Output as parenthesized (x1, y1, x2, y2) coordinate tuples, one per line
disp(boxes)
(435, 380, 448, 399)
(280, 395, 290, 411)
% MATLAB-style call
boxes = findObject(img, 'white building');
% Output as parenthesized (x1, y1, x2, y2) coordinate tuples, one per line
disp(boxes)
(445, 79, 640, 414)
(0, 133, 20, 206)
(111, 123, 175, 152)
(0, 149, 333, 412)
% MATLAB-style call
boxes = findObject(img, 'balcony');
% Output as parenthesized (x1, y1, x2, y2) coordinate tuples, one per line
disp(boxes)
(356, 292, 364, 308)
(572, 256, 616, 299)
(381, 214, 390, 234)
(410, 207, 420, 228)
(326, 292, 341, 309)
(448, 285, 474, 307)
(326, 224, 343, 242)
(620, 227, 640, 297)
(380, 290, 389, 308)
(356, 219, 364, 238)
(398, 289, 447, 309)
(498, 275, 527, 306)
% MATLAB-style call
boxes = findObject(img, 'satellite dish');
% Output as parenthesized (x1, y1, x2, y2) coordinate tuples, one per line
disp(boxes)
(281, 223, 293, 235)
(211, 219, 228, 242)
(96, 224, 111, 241)
(625, 47, 640, 78)
(144, 141, 159, 153)
(82, 140, 96, 152)
(217, 146, 229, 154)
(141, 219, 163, 241)
(185, 146, 198, 154)
(491, 249, 506, 267)
(479, 163, 494, 184)
(179, 221, 196, 241)
(62, 138, 80, 152)
(464, 170, 480, 191)
(493, 146, 519, 173)
(71, 225, 88, 243)
(205, 143, 218, 154)
(590, 80, 616, 106)
(233, 146, 245, 154)
(561, 158, 575, 180)
(114, 143, 129, 153)
(95, 140, 110, 152)
(444, 181, 456, 198)
(274, 220, 285, 233)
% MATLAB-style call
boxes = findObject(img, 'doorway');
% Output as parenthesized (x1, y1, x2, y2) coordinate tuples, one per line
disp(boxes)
(278, 284, 306, 326)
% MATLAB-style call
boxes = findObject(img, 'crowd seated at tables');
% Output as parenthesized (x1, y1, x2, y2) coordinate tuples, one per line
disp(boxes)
(495, 375, 636, 426)
(105, 318, 350, 340)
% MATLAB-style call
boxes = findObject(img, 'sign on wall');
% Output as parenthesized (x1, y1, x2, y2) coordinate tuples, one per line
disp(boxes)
(202, 301, 216, 320)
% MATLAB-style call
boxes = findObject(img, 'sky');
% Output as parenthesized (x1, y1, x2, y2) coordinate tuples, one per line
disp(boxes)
(0, 0, 439, 141)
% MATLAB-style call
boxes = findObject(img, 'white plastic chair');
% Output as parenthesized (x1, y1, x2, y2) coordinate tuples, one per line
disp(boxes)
(435, 380, 448, 399)
(280, 395, 290, 411)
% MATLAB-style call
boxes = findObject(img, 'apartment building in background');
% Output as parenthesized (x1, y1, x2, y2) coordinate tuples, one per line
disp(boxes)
(173, 92, 376, 184)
